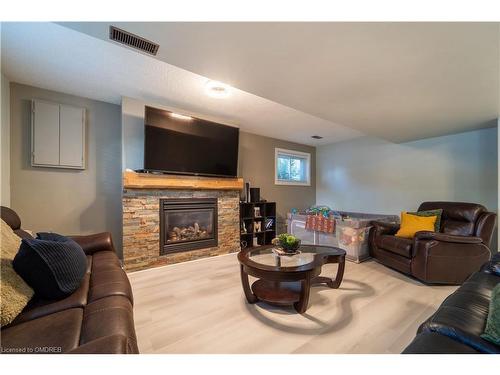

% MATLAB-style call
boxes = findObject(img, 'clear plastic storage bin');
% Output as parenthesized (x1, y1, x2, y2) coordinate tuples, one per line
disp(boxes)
(287, 212, 399, 263)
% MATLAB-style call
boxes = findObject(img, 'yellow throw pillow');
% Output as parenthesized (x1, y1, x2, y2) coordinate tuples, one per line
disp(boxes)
(395, 211, 437, 239)
(1, 219, 34, 326)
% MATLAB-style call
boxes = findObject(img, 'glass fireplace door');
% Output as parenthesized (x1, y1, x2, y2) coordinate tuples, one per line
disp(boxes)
(160, 198, 218, 255)
(165, 209, 214, 244)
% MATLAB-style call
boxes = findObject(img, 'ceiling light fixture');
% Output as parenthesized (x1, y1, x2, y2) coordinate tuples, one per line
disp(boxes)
(170, 112, 193, 120)
(205, 80, 231, 98)
(311, 135, 323, 139)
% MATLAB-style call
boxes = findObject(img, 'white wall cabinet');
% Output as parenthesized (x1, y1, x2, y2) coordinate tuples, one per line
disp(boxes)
(31, 99, 86, 169)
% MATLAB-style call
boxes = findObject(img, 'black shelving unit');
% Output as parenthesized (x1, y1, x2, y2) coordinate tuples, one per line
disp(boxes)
(240, 201, 277, 249)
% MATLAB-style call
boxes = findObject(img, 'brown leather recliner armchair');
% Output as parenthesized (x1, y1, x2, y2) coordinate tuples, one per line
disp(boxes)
(369, 202, 497, 284)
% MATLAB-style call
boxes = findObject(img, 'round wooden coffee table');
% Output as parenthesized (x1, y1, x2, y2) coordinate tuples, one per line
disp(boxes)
(238, 245, 346, 313)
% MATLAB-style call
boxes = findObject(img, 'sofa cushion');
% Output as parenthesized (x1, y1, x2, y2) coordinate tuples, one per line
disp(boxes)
(9, 273, 90, 326)
(0, 207, 32, 239)
(418, 201, 486, 236)
(13, 233, 87, 299)
(0, 219, 34, 327)
(395, 212, 436, 239)
(80, 295, 137, 352)
(91, 251, 122, 271)
(420, 307, 499, 353)
(463, 272, 500, 297)
(409, 209, 443, 232)
(89, 266, 134, 304)
(376, 235, 413, 258)
(419, 286, 500, 353)
(0, 308, 83, 353)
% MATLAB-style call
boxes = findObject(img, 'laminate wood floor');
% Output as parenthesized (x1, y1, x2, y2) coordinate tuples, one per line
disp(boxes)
(128, 253, 457, 354)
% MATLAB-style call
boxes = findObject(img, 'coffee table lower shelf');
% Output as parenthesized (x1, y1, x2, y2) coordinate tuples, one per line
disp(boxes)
(251, 280, 301, 305)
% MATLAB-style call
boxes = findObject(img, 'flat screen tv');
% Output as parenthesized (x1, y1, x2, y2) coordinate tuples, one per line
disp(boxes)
(143, 106, 239, 177)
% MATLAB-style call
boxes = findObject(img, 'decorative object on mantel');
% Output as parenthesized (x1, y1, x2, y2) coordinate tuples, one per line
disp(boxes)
(250, 187, 260, 202)
(123, 170, 243, 190)
(244, 182, 250, 202)
(272, 233, 301, 255)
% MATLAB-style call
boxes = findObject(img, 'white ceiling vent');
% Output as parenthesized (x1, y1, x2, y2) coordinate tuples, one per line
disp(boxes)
(109, 26, 159, 56)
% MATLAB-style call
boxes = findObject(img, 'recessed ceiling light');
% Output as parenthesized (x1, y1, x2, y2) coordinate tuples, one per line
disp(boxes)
(311, 135, 323, 139)
(205, 80, 231, 98)
(170, 112, 193, 120)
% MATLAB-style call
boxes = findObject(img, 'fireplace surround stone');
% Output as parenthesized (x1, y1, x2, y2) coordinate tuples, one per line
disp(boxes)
(122, 189, 240, 271)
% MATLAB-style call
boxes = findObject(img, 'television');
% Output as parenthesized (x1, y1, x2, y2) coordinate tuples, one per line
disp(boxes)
(143, 106, 239, 177)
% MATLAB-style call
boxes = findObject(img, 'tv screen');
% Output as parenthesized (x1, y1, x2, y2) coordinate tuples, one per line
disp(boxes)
(144, 106, 239, 177)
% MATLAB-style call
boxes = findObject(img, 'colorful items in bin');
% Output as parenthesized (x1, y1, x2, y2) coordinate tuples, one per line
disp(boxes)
(305, 215, 335, 233)
(338, 226, 366, 247)
(290, 208, 299, 215)
(305, 205, 332, 218)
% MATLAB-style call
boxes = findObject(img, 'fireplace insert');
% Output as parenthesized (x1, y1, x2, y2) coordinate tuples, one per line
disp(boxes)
(160, 198, 218, 255)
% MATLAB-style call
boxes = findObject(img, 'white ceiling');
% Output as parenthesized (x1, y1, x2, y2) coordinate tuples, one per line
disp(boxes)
(1, 22, 362, 146)
(60, 22, 500, 142)
(3, 22, 499, 145)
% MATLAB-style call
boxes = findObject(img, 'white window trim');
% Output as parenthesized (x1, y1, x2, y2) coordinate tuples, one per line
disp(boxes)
(274, 148, 311, 186)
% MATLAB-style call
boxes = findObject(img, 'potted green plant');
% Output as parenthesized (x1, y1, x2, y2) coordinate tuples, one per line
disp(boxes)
(272, 233, 301, 254)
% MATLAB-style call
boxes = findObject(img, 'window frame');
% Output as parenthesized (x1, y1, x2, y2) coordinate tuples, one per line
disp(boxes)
(274, 148, 311, 186)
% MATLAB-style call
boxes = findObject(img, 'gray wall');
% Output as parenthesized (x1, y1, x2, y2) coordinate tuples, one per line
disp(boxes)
(1, 74, 10, 206)
(238, 132, 315, 230)
(317, 128, 498, 249)
(10, 83, 123, 255)
(122, 97, 316, 232)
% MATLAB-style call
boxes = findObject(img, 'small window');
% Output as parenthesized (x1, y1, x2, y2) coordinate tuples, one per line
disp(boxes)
(275, 148, 311, 186)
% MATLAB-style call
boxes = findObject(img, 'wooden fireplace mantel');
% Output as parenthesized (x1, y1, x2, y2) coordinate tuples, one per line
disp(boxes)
(123, 171, 244, 190)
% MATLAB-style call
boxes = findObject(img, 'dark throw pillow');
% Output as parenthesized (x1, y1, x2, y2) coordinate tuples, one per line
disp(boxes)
(481, 284, 500, 346)
(408, 209, 443, 232)
(13, 232, 87, 299)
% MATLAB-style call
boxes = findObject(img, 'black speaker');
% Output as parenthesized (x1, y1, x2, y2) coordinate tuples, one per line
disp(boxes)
(250, 188, 260, 203)
(245, 182, 250, 202)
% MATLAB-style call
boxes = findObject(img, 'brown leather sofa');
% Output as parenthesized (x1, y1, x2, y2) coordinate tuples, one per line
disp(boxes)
(0, 207, 139, 354)
(403, 253, 500, 353)
(369, 202, 496, 284)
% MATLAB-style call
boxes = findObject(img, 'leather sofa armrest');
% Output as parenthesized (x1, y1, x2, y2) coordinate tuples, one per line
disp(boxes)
(66, 334, 138, 354)
(414, 231, 483, 244)
(475, 211, 497, 248)
(70, 232, 116, 255)
(371, 221, 400, 236)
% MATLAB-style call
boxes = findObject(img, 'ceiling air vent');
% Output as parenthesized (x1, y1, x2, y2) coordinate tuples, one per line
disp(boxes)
(109, 26, 159, 56)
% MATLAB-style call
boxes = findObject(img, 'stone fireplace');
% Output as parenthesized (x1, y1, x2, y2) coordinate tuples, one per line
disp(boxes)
(122, 171, 242, 271)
